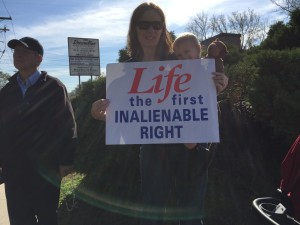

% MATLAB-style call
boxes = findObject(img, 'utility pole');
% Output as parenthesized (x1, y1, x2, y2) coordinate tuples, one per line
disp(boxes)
(0, 25, 9, 32)
(0, 16, 12, 32)
(0, 17, 12, 20)
(0, 16, 12, 58)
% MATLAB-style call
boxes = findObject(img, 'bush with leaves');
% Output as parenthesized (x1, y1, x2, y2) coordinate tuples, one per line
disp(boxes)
(0, 71, 11, 89)
(260, 8, 300, 50)
(226, 48, 300, 145)
(71, 77, 107, 173)
(64, 77, 141, 225)
(247, 49, 300, 144)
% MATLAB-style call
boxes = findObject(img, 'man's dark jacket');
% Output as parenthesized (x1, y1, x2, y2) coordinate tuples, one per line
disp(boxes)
(0, 71, 77, 182)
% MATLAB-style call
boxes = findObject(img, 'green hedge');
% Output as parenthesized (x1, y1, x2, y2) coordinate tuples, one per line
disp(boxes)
(226, 48, 300, 145)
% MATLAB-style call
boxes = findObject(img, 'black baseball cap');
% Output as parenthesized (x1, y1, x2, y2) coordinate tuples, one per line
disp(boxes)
(8, 37, 44, 56)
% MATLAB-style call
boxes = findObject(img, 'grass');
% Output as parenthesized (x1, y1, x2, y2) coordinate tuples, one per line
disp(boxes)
(59, 172, 86, 206)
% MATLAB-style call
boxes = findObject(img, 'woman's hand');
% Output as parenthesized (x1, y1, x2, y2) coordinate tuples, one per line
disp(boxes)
(91, 99, 110, 121)
(212, 72, 229, 94)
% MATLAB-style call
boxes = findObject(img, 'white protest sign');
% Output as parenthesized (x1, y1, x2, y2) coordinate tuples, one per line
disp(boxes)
(106, 59, 220, 145)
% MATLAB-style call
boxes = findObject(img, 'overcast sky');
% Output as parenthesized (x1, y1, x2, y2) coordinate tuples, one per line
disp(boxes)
(0, 0, 285, 91)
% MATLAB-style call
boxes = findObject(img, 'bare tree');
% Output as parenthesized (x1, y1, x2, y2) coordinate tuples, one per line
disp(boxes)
(255, 20, 270, 44)
(186, 12, 210, 40)
(271, 0, 300, 13)
(186, 9, 268, 49)
(228, 9, 263, 48)
(210, 14, 228, 35)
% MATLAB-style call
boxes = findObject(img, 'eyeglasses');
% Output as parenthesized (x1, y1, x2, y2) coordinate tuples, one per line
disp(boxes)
(136, 21, 164, 30)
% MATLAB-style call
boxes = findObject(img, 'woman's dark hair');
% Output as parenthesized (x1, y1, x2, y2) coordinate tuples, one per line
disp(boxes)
(127, 2, 173, 60)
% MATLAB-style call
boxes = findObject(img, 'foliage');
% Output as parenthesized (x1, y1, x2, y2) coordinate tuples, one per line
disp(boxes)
(224, 51, 258, 106)
(169, 30, 176, 41)
(59, 173, 86, 205)
(118, 47, 131, 63)
(247, 49, 300, 143)
(70, 77, 107, 174)
(260, 8, 300, 49)
(0, 71, 10, 89)
(225, 47, 300, 145)
(290, 7, 300, 30)
(224, 9, 300, 144)
(263, 20, 300, 48)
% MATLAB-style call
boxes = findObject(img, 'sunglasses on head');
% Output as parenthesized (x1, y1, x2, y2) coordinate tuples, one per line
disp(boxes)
(136, 21, 164, 30)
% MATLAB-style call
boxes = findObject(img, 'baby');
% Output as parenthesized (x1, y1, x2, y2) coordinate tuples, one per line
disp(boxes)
(172, 32, 227, 93)
(172, 32, 202, 60)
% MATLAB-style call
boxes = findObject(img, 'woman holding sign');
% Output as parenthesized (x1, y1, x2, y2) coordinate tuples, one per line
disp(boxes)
(91, 2, 228, 225)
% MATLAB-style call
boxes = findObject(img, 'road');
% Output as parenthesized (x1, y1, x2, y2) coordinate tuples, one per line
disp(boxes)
(0, 184, 9, 225)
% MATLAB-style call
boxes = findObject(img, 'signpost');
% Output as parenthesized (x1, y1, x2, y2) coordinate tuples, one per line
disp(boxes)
(68, 37, 100, 88)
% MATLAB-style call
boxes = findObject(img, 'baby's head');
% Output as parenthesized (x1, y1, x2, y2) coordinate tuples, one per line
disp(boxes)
(172, 32, 201, 60)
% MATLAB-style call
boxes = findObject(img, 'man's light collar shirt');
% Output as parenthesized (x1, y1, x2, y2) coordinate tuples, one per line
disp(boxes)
(17, 71, 41, 96)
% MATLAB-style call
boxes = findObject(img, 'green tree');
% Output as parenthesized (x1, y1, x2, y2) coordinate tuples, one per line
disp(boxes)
(118, 46, 131, 62)
(247, 49, 300, 143)
(0, 71, 10, 89)
(169, 30, 176, 41)
(223, 8, 300, 144)
(260, 8, 300, 49)
(290, 7, 300, 33)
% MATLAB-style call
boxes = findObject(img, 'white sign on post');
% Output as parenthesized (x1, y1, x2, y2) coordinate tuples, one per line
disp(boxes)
(68, 37, 100, 76)
(106, 59, 220, 145)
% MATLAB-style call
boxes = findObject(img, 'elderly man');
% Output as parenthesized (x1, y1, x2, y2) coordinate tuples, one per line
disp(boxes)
(0, 37, 77, 225)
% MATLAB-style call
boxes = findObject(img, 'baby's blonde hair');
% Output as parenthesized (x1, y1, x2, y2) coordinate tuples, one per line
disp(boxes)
(172, 32, 202, 54)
